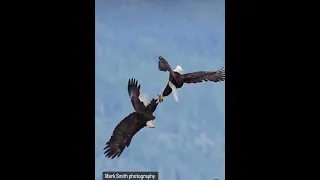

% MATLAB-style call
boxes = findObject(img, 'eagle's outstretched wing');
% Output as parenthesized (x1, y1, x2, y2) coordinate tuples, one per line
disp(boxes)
(181, 67, 225, 84)
(158, 56, 178, 82)
(104, 112, 146, 159)
(128, 78, 147, 114)
(145, 98, 159, 113)
(158, 56, 174, 72)
(128, 78, 155, 119)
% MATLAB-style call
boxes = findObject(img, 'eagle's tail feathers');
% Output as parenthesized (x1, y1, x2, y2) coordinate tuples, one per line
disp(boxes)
(168, 81, 179, 103)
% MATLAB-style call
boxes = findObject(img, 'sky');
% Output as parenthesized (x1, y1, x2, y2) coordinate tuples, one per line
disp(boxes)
(95, 0, 225, 180)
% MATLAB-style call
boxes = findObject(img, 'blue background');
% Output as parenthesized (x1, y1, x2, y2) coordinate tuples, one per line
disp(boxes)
(95, 0, 225, 180)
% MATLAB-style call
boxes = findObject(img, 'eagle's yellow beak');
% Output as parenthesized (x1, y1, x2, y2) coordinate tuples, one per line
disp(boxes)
(158, 94, 164, 103)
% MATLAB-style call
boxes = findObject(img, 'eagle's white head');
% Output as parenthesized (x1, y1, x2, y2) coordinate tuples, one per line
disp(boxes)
(138, 92, 149, 107)
(173, 65, 183, 74)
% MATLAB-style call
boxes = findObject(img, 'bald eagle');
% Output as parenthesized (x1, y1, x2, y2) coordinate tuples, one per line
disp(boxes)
(104, 78, 159, 159)
(157, 56, 225, 103)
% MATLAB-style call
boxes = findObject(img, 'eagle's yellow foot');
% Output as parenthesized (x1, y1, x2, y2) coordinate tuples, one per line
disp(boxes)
(157, 94, 164, 103)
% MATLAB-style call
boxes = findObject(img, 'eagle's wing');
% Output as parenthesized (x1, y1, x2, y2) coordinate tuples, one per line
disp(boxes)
(104, 112, 146, 159)
(128, 78, 147, 114)
(158, 56, 178, 82)
(181, 67, 225, 84)
(145, 98, 159, 113)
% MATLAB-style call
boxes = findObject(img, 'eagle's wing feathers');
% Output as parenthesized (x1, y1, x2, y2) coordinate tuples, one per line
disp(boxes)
(158, 56, 179, 82)
(128, 78, 147, 114)
(158, 56, 173, 72)
(145, 98, 159, 113)
(181, 68, 225, 84)
(104, 112, 146, 159)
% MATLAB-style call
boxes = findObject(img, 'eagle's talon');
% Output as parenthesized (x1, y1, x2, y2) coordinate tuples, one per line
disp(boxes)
(157, 94, 163, 103)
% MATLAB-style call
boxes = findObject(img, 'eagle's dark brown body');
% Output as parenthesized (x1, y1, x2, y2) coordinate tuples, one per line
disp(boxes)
(162, 72, 184, 97)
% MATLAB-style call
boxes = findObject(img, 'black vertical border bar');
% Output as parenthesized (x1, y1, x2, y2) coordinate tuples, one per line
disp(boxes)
(72, 0, 96, 178)
(226, 0, 258, 179)
(225, 0, 241, 177)
(58, 0, 95, 179)
(5, 0, 95, 179)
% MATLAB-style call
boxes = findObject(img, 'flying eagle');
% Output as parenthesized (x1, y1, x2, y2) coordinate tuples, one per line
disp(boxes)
(157, 56, 225, 103)
(104, 78, 159, 159)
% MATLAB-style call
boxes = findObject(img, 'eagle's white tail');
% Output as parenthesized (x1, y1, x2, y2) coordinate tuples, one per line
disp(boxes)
(168, 81, 179, 103)
(139, 93, 149, 107)
(146, 120, 155, 128)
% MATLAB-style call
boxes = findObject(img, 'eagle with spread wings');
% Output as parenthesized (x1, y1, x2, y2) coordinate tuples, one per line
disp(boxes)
(103, 78, 159, 159)
(157, 56, 225, 103)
